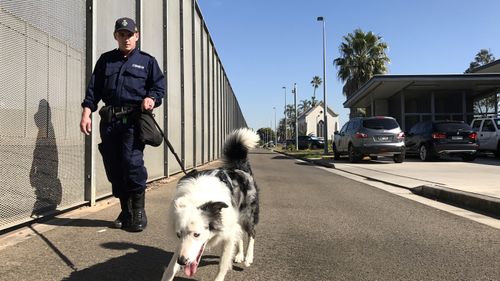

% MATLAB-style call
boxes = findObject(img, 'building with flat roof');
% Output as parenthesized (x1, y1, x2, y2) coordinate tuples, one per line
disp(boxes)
(343, 71, 500, 130)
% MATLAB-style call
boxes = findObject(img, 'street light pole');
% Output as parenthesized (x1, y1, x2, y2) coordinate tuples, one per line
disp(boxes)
(293, 83, 298, 151)
(282, 86, 287, 141)
(317, 16, 328, 155)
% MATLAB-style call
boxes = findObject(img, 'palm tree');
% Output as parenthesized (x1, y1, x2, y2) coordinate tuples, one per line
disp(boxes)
(310, 76, 322, 106)
(298, 99, 312, 115)
(465, 49, 495, 73)
(334, 28, 390, 97)
(285, 104, 296, 138)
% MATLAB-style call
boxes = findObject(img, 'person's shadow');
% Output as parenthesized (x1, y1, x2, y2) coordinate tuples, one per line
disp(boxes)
(30, 99, 62, 217)
(62, 242, 193, 281)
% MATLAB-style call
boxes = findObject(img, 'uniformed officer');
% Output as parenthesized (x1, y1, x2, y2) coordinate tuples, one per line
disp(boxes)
(80, 17, 165, 232)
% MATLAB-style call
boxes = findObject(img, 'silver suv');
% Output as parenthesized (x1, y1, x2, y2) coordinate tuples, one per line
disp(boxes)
(470, 117, 500, 157)
(333, 116, 405, 163)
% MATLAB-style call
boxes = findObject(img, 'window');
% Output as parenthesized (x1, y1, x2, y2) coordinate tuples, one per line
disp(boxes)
(317, 120, 324, 138)
(362, 118, 399, 130)
(434, 122, 471, 132)
(409, 122, 421, 134)
(482, 120, 496, 132)
(471, 120, 482, 131)
(339, 123, 348, 134)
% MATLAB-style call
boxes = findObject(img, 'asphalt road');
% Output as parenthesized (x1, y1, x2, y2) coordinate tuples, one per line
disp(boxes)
(0, 149, 499, 281)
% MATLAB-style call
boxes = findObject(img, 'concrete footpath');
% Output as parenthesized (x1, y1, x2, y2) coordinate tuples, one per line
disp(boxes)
(303, 154, 500, 218)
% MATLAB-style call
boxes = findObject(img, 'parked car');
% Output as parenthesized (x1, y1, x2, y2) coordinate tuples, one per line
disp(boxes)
(286, 136, 325, 149)
(333, 116, 405, 163)
(405, 120, 478, 161)
(470, 117, 500, 157)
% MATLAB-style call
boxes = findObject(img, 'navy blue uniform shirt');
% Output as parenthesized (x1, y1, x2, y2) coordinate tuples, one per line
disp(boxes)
(82, 48, 165, 111)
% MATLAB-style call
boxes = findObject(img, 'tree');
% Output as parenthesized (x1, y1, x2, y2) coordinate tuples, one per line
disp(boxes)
(465, 49, 495, 73)
(285, 104, 297, 139)
(257, 127, 274, 145)
(276, 118, 286, 142)
(465, 49, 498, 115)
(334, 28, 390, 97)
(298, 99, 312, 115)
(310, 76, 322, 106)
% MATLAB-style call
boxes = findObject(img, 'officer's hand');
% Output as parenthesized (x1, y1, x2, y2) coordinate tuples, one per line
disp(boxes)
(142, 97, 155, 111)
(80, 108, 92, 135)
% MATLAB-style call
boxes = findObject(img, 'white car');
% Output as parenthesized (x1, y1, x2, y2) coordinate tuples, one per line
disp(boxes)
(470, 117, 500, 157)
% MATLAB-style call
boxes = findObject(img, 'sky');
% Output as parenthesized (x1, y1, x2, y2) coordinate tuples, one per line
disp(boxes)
(196, 0, 500, 130)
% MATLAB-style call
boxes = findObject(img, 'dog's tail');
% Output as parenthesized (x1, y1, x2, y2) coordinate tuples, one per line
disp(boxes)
(223, 128, 260, 171)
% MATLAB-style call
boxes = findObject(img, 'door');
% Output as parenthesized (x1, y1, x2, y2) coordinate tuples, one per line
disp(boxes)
(336, 122, 349, 153)
(478, 119, 496, 150)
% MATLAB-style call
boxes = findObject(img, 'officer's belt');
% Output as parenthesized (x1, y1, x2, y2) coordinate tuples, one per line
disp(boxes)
(112, 106, 138, 117)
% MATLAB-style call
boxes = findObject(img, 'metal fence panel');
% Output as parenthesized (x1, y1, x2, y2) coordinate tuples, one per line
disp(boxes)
(93, 0, 136, 198)
(167, 0, 183, 175)
(183, 0, 194, 169)
(0, 0, 86, 230)
(202, 26, 209, 163)
(142, 0, 165, 179)
(194, 9, 202, 166)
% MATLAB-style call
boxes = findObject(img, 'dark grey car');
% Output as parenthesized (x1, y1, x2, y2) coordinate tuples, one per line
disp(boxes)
(333, 116, 405, 163)
(405, 120, 478, 161)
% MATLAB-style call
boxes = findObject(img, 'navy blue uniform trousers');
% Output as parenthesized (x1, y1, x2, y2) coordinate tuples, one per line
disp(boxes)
(98, 117, 147, 198)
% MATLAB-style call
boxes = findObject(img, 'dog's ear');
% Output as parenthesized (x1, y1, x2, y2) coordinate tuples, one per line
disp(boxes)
(198, 201, 228, 214)
(198, 201, 229, 231)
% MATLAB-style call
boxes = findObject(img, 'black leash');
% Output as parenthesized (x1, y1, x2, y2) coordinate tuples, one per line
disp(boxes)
(148, 112, 187, 175)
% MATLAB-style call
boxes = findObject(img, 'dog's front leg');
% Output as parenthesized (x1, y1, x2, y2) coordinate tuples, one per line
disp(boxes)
(234, 238, 245, 263)
(213, 238, 236, 281)
(161, 251, 180, 281)
(244, 236, 255, 267)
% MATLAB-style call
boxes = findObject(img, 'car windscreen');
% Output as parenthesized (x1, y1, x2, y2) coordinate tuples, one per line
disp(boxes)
(434, 122, 471, 132)
(362, 118, 399, 130)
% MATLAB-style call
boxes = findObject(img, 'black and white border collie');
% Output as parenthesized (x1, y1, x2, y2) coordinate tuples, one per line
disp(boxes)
(161, 128, 260, 281)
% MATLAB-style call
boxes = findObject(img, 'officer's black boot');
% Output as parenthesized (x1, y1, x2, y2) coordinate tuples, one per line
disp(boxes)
(113, 196, 132, 229)
(128, 191, 147, 232)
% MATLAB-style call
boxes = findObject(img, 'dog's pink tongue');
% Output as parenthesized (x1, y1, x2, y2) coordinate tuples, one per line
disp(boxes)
(184, 262, 198, 277)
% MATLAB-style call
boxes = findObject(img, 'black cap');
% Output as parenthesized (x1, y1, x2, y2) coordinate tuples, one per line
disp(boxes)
(114, 17, 137, 33)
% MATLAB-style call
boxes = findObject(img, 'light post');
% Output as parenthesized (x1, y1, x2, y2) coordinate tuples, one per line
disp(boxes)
(293, 83, 298, 151)
(282, 86, 287, 141)
(317, 16, 328, 155)
(273, 106, 277, 144)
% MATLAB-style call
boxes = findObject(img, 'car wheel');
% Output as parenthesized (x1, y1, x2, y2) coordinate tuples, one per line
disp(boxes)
(419, 144, 432, 161)
(461, 153, 476, 162)
(393, 153, 405, 163)
(311, 144, 318, 149)
(348, 145, 360, 163)
(496, 142, 500, 158)
(369, 156, 378, 160)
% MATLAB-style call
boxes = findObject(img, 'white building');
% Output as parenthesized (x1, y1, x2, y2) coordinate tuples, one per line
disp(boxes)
(297, 102, 340, 140)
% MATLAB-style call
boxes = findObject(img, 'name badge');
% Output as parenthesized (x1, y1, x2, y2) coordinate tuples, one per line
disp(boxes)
(132, 64, 145, 69)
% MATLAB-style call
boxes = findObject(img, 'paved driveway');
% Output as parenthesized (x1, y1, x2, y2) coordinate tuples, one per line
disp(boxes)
(332, 155, 500, 198)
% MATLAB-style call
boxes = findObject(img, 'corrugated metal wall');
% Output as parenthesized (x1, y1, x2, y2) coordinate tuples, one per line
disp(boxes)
(0, 0, 247, 231)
